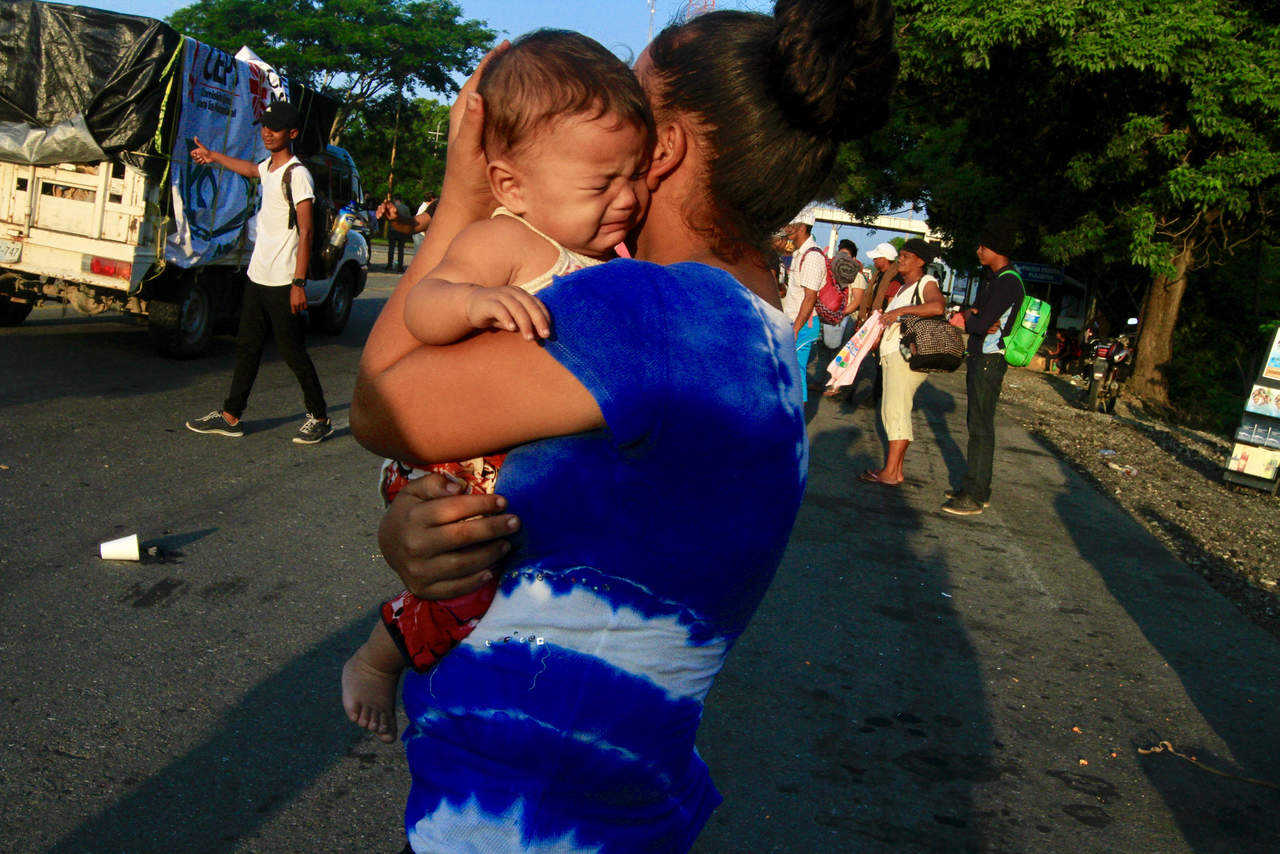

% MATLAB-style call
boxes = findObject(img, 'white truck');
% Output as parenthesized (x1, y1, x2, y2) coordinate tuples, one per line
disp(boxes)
(0, 2, 369, 356)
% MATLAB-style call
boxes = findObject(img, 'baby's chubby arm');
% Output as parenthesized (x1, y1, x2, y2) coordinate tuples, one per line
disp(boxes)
(403, 217, 554, 344)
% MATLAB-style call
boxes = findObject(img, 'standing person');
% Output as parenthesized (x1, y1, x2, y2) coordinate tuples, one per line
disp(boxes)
(859, 237, 944, 485)
(379, 195, 413, 272)
(821, 239, 868, 399)
(352, 1, 898, 850)
(858, 241, 901, 401)
(942, 220, 1024, 515)
(781, 207, 825, 402)
(185, 101, 333, 445)
(834, 240, 865, 327)
(864, 241, 901, 312)
(410, 191, 437, 251)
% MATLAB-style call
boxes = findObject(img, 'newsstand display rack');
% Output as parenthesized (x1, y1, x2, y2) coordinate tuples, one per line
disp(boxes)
(1224, 326, 1280, 495)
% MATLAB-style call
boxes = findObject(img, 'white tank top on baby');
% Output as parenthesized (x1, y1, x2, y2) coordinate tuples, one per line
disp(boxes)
(493, 207, 603, 293)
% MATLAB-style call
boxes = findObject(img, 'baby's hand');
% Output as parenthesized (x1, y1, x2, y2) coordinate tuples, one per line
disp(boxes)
(465, 285, 551, 340)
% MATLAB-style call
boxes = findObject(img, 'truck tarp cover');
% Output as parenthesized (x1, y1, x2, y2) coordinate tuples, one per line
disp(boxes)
(0, 2, 180, 170)
(0, 2, 336, 175)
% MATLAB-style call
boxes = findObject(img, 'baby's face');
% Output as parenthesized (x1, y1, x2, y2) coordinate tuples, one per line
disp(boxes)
(506, 113, 650, 258)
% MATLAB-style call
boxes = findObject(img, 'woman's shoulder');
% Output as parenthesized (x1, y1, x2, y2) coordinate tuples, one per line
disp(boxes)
(547, 260, 783, 345)
(561, 258, 754, 296)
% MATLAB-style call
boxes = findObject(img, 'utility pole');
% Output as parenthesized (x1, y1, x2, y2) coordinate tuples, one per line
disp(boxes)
(647, 0, 656, 43)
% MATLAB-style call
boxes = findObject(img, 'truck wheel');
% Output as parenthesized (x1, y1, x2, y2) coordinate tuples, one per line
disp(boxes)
(317, 265, 355, 335)
(149, 276, 214, 358)
(0, 295, 33, 326)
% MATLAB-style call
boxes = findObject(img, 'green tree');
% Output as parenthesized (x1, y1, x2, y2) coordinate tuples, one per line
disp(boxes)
(344, 96, 449, 202)
(168, 0, 494, 143)
(838, 0, 1280, 408)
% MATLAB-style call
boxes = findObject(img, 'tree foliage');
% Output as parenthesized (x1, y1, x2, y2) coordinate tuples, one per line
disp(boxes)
(168, 0, 494, 143)
(343, 96, 449, 202)
(837, 0, 1280, 408)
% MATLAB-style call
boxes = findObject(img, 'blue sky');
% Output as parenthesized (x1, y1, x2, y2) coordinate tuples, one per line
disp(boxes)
(113, 1, 769, 62)
(95, 0, 907, 261)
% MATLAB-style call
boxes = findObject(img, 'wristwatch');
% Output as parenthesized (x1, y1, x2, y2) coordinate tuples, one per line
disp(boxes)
(291, 278, 305, 288)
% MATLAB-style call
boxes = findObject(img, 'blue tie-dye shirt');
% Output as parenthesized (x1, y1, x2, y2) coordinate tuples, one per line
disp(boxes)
(401, 260, 808, 853)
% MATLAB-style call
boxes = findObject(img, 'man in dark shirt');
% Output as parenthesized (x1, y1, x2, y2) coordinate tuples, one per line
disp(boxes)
(942, 220, 1024, 516)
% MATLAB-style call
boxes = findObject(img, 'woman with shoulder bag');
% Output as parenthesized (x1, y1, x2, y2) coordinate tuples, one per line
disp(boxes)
(859, 237, 945, 486)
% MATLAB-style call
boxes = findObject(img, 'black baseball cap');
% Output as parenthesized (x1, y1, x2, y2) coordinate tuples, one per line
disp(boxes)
(901, 237, 940, 263)
(259, 101, 301, 130)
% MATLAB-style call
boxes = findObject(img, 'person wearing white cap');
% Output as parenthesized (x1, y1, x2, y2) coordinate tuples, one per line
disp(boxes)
(847, 241, 902, 401)
(781, 206, 824, 401)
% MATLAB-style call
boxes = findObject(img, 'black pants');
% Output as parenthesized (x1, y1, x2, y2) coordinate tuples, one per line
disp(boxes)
(223, 281, 327, 420)
(959, 352, 1007, 502)
(386, 235, 406, 269)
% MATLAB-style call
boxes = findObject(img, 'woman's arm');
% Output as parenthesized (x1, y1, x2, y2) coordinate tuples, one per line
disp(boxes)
(353, 326, 603, 464)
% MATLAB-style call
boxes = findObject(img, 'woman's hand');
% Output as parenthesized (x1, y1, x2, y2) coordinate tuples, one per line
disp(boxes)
(379, 473, 520, 600)
(438, 41, 510, 224)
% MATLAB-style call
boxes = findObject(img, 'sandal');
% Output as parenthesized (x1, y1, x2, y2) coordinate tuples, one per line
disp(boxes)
(858, 470, 900, 487)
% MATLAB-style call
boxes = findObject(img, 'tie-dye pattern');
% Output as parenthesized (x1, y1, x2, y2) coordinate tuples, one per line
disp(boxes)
(401, 260, 807, 853)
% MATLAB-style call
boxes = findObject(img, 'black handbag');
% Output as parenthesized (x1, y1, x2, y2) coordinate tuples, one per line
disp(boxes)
(897, 281, 965, 372)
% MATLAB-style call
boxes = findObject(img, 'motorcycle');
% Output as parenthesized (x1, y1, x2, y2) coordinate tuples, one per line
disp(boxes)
(1084, 317, 1139, 413)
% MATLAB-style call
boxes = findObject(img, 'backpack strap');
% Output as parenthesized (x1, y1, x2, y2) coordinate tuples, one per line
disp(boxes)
(996, 268, 1026, 343)
(998, 268, 1026, 303)
(282, 161, 298, 231)
(804, 246, 843, 291)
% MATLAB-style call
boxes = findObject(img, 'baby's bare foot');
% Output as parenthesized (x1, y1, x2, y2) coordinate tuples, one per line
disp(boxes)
(341, 648, 400, 743)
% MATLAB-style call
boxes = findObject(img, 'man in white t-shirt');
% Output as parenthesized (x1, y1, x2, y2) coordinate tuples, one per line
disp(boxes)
(411, 192, 437, 250)
(782, 207, 826, 402)
(184, 100, 333, 444)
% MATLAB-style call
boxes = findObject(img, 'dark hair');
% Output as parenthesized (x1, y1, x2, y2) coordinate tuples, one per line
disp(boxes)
(838, 238, 858, 255)
(478, 30, 654, 156)
(646, 0, 897, 261)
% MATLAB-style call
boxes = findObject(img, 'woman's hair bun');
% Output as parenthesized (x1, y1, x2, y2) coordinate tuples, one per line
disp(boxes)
(770, 0, 899, 140)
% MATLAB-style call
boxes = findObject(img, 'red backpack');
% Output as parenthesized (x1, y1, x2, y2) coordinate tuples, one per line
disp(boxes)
(804, 247, 847, 325)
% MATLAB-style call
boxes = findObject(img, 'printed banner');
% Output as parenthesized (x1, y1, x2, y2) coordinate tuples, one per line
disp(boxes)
(165, 38, 288, 267)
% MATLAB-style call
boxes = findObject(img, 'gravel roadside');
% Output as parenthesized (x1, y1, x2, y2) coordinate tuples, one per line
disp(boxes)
(998, 370, 1280, 641)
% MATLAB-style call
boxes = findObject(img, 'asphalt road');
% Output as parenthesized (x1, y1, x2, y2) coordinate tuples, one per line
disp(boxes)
(2, 272, 1277, 853)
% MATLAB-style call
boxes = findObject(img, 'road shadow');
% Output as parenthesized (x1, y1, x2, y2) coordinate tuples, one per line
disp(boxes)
(1034, 372, 1088, 408)
(1039, 433, 1280, 852)
(44, 613, 392, 854)
(0, 297, 382, 412)
(695, 416, 997, 852)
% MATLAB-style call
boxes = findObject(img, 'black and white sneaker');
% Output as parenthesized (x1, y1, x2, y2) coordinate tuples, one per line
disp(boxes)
(293, 414, 334, 444)
(186, 410, 244, 437)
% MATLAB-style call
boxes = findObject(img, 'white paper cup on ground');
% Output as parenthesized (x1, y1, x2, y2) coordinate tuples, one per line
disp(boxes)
(100, 533, 140, 561)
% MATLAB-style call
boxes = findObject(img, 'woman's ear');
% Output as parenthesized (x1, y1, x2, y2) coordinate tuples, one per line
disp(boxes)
(645, 120, 687, 192)
(488, 160, 525, 214)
